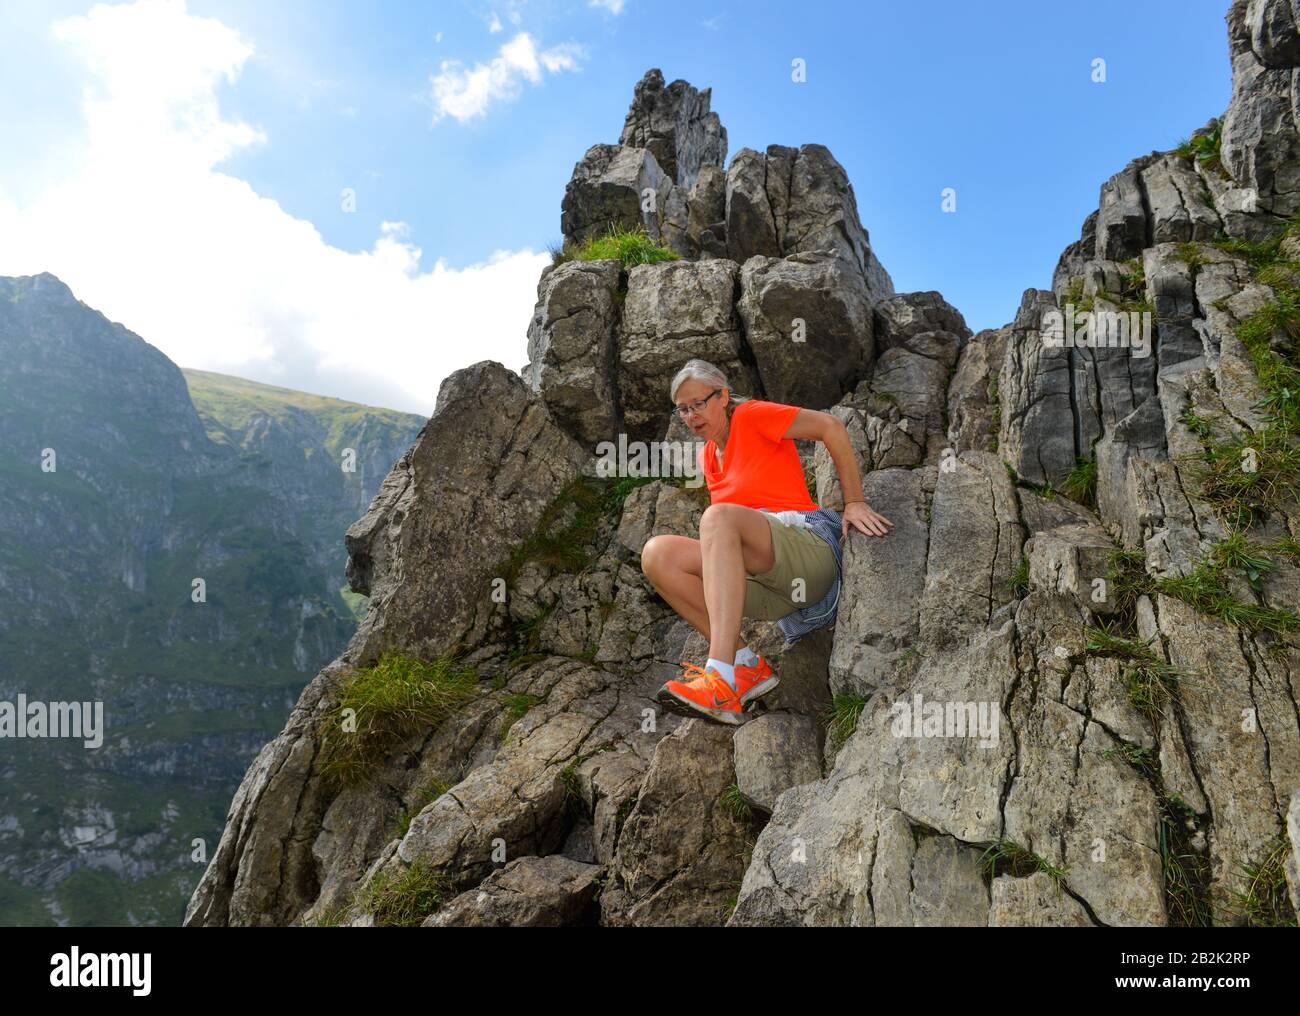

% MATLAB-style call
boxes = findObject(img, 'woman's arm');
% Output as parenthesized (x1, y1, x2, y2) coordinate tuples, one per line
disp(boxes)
(784, 409, 894, 538)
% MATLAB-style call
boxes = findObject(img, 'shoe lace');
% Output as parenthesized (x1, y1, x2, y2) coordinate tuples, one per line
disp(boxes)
(678, 660, 712, 686)
(678, 661, 736, 703)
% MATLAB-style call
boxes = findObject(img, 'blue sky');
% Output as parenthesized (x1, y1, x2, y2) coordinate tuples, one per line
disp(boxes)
(0, 0, 1233, 414)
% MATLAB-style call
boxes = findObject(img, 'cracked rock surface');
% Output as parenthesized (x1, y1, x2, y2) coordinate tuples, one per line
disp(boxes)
(188, 19, 1300, 927)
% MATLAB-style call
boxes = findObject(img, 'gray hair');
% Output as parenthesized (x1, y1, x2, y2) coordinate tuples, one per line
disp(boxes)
(669, 358, 750, 412)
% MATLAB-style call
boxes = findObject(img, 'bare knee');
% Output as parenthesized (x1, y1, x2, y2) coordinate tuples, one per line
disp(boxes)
(700, 502, 743, 540)
(641, 534, 669, 577)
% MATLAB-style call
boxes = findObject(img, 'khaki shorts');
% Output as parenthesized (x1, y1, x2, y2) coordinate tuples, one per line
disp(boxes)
(744, 514, 837, 621)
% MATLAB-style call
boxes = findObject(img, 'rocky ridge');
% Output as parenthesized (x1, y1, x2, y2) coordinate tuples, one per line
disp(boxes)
(186, 2, 1300, 928)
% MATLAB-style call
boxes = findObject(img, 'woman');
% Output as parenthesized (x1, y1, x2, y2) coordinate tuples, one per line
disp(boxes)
(641, 359, 894, 725)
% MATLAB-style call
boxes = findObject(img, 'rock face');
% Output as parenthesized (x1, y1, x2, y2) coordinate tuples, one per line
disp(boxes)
(737, 251, 875, 407)
(727, 144, 894, 302)
(523, 259, 623, 446)
(619, 68, 727, 191)
(190, 20, 1300, 931)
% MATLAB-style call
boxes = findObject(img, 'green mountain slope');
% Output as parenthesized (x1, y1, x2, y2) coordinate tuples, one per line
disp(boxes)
(0, 274, 426, 926)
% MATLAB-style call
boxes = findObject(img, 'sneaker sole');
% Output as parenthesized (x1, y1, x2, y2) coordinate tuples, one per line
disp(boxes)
(656, 685, 747, 726)
(738, 675, 779, 706)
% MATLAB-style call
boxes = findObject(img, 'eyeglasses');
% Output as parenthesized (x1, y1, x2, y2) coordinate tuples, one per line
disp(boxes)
(673, 388, 722, 418)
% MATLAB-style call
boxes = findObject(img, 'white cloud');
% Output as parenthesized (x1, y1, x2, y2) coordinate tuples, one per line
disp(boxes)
(590, 0, 627, 13)
(0, 0, 548, 416)
(429, 32, 581, 124)
(488, 12, 503, 33)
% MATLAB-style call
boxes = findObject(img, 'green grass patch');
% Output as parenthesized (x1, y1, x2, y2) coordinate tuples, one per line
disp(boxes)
(1159, 793, 1212, 927)
(1209, 532, 1276, 591)
(315, 653, 478, 787)
(1193, 214, 1300, 552)
(1058, 259, 1151, 314)
(1223, 836, 1299, 927)
(1174, 123, 1224, 177)
(1084, 624, 1185, 721)
(552, 224, 680, 269)
(720, 784, 754, 822)
(354, 857, 455, 927)
(1172, 241, 1208, 275)
(500, 692, 541, 738)
(825, 693, 867, 750)
(503, 475, 610, 585)
(1155, 563, 1298, 636)
(560, 758, 587, 820)
(1007, 554, 1030, 598)
(1105, 545, 1299, 638)
(1061, 454, 1098, 508)
(979, 839, 1069, 889)
(1100, 742, 1155, 770)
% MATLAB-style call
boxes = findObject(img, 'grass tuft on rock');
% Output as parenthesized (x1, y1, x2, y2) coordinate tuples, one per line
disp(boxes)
(978, 839, 1069, 889)
(552, 224, 680, 269)
(1061, 454, 1098, 508)
(1007, 554, 1030, 598)
(316, 653, 478, 787)
(1159, 793, 1212, 927)
(1174, 122, 1225, 177)
(825, 693, 867, 750)
(500, 692, 541, 738)
(720, 784, 754, 822)
(355, 857, 455, 927)
(1084, 624, 1185, 721)
(1223, 837, 1299, 927)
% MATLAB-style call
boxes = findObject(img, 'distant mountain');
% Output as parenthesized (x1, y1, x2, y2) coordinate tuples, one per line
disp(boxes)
(0, 273, 425, 926)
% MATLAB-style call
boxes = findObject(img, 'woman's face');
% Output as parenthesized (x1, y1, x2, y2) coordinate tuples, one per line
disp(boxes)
(673, 378, 729, 443)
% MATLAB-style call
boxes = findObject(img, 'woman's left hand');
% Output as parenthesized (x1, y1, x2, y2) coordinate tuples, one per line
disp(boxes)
(842, 500, 893, 538)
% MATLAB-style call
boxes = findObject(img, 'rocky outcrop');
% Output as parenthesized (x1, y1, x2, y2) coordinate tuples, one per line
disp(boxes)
(619, 68, 727, 191)
(190, 12, 1300, 930)
(736, 251, 875, 407)
(726, 144, 895, 302)
(523, 259, 623, 446)
(1223, 0, 1300, 218)
(345, 361, 590, 663)
(617, 259, 755, 443)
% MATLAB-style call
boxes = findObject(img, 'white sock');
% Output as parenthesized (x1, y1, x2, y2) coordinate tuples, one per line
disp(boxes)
(734, 646, 759, 668)
(706, 657, 737, 688)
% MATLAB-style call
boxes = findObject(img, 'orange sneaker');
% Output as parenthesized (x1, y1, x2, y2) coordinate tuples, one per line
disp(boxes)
(735, 655, 779, 707)
(657, 662, 746, 725)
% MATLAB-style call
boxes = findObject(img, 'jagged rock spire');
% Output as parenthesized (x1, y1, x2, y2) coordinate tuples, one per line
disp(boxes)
(618, 68, 728, 191)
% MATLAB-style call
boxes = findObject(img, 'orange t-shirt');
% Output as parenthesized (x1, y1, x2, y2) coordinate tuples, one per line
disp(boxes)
(699, 400, 818, 511)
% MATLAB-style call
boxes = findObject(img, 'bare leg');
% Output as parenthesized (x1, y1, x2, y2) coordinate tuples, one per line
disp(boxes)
(640, 535, 711, 639)
(698, 503, 775, 663)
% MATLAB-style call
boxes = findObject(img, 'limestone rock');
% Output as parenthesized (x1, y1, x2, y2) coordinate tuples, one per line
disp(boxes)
(874, 290, 971, 351)
(344, 361, 589, 663)
(726, 144, 894, 301)
(620, 68, 727, 191)
(524, 259, 623, 447)
(601, 720, 752, 926)
(617, 258, 757, 441)
(424, 855, 604, 927)
(561, 144, 670, 247)
(737, 250, 875, 407)
(733, 712, 823, 812)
